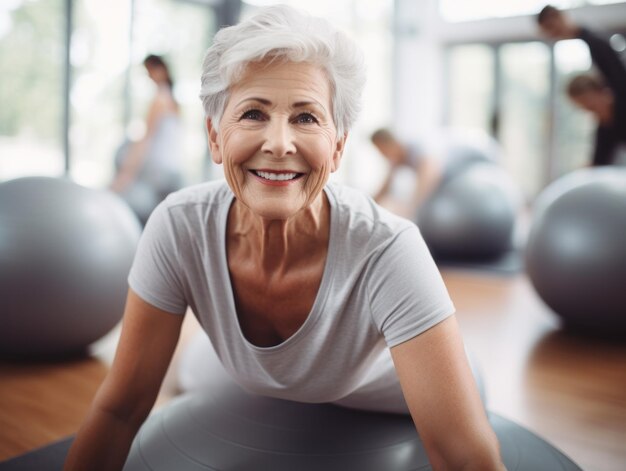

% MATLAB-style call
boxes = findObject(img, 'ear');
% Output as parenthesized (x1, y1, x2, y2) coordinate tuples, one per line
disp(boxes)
(206, 118, 222, 164)
(331, 132, 348, 173)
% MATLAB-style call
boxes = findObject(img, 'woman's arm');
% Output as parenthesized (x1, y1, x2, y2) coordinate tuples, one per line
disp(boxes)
(411, 155, 443, 213)
(390, 316, 506, 471)
(373, 162, 399, 204)
(63, 289, 184, 471)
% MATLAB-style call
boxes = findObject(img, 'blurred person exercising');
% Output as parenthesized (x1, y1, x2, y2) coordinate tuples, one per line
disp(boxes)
(538, 5, 626, 166)
(111, 55, 184, 206)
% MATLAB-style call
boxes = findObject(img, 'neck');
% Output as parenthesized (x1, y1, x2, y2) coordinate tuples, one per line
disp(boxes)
(228, 193, 330, 273)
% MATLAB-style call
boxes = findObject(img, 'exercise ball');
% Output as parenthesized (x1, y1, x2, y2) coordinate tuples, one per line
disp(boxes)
(0, 176, 142, 357)
(418, 163, 521, 261)
(122, 374, 581, 471)
(120, 180, 160, 226)
(420, 128, 502, 183)
(114, 138, 184, 226)
(525, 167, 626, 336)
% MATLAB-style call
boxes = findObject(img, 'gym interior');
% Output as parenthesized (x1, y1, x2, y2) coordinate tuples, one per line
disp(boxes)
(1, 1, 625, 470)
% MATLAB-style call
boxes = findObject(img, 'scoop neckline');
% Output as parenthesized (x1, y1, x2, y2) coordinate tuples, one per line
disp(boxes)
(218, 185, 337, 353)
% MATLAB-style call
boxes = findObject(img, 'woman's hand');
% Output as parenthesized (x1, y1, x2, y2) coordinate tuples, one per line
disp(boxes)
(390, 316, 506, 471)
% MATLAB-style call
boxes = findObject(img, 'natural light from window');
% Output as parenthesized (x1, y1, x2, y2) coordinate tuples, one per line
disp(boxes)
(439, 0, 624, 22)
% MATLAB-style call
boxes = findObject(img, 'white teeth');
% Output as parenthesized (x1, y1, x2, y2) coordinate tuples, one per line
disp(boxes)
(255, 171, 299, 181)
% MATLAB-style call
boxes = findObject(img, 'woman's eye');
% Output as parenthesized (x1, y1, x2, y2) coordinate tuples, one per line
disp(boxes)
(295, 113, 318, 124)
(241, 109, 264, 121)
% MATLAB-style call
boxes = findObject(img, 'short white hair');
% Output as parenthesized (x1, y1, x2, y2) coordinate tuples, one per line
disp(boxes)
(199, 5, 366, 136)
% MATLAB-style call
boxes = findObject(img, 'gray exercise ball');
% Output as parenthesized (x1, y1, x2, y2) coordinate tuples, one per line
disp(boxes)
(419, 128, 501, 184)
(120, 180, 160, 226)
(418, 163, 521, 261)
(525, 167, 626, 336)
(0, 176, 142, 357)
(441, 129, 501, 182)
(122, 373, 581, 471)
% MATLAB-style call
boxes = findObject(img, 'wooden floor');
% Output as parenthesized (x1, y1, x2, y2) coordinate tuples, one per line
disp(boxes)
(1, 269, 625, 471)
(443, 270, 626, 471)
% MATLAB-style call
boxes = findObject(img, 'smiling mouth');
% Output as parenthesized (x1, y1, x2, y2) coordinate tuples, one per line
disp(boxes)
(250, 170, 304, 182)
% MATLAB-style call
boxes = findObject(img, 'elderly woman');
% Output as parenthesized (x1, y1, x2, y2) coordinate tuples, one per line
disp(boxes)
(64, 6, 504, 471)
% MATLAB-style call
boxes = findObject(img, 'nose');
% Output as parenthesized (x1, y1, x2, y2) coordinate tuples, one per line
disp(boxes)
(261, 119, 296, 158)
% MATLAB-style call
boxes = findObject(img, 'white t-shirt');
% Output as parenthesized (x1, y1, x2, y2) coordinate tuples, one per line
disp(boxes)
(128, 180, 454, 413)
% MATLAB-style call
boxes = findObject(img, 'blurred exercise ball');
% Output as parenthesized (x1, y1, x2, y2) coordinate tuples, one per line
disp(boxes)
(114, 138, 184, 226)
(418, 163, 520, 260)
(120, 181, 160, 226)
(0, 176, 142, 357)
(525, 168, 626, 336)
(421, 128, 502, 182)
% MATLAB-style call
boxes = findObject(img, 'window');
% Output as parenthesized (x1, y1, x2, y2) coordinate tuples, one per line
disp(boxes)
(498, 42, 551, 199)
(70, 0, 131, 187)
(447, 44, 495, 135)
(0, 0, 65, 180)
(446, 41, 554, 199)
(1, 0, 215, 189)
(553, 39, 594, 175)
(438, 0, 620, 22)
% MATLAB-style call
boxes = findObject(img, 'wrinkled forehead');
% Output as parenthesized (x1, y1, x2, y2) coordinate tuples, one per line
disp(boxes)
(229, 60, 333, 105)
(236, 58, 331, 87)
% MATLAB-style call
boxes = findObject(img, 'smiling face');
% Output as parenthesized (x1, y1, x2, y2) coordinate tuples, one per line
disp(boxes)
(207, 60, 346, 221)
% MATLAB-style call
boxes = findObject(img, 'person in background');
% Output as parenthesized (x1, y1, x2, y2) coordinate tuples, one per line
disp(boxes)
(371, 128, 498, 218)
(370, 128, 443, 218)
(111, 55, 184, 223)
(537, 5, 626, 166)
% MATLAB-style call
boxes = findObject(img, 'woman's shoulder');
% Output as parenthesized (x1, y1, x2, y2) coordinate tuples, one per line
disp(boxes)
(326, 182, 416, 241)
(165, 179, 231, 205)
(142, 180, 231, 241)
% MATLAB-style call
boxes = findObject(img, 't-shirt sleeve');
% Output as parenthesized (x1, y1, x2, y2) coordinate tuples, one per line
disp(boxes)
(127, 201, 188, 314)
(367, 224, 455, 347)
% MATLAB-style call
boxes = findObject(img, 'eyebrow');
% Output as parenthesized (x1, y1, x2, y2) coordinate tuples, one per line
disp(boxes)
(293, 101, 322, 109)
(236, 97, 326, 110)
(237, 97, 271, 106)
